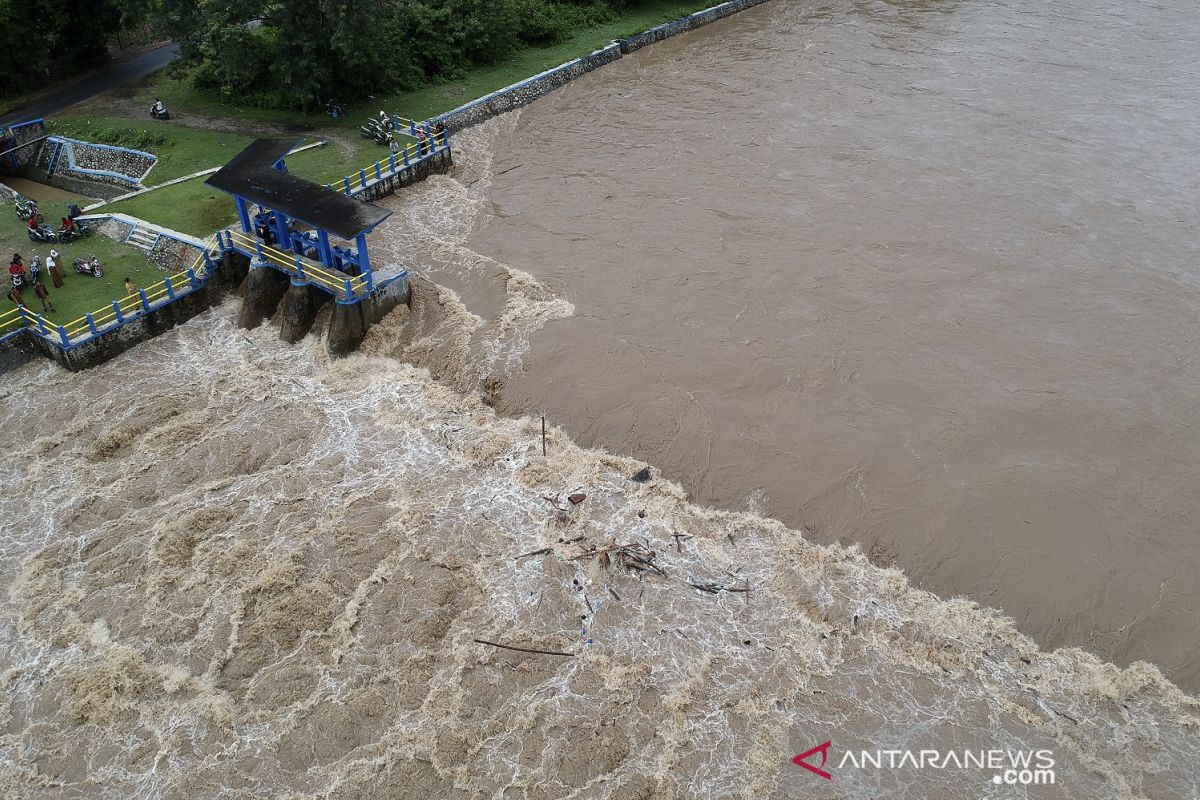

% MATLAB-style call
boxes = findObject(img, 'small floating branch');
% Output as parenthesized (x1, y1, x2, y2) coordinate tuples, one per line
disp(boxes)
(473, 638, 575, 657)
(515, 547, 552, 560)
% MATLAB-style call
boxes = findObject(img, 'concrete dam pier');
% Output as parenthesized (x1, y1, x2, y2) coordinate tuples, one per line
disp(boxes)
(208, 138, 451, 355)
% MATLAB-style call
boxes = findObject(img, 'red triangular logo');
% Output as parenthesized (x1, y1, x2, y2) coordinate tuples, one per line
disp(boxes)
(793, 740, 833, 780)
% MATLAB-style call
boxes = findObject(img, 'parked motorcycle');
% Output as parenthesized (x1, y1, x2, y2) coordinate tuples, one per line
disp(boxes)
(57, 222, 90, 242)
(74, 255, 103, 277)
(28, 255, 41, 285)
(27, 224, 57, 243)
(358, 116, 391, 144)
(13, 196, 38, 220)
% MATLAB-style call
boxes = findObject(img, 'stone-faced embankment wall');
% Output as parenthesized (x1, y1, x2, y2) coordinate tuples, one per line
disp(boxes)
(65, 139, 156, 185)
(432, 43, 623, 132)
(431, 0, 775, 134)
(619, 0, 772, 53)
(352, 148, 453, 203)
(10, 251, 249, 373)
(148, 235, 203, 274)
(44, 137, 156, 187)
(90, 214, 205, 274)
(1, 119, 47, 174)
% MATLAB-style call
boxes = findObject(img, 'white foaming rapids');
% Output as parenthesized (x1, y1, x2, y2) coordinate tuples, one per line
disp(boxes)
(0, 309, 1196, 799)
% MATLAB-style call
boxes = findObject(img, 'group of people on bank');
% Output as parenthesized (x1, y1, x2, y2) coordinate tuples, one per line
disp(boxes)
(8, 251, 59, 312)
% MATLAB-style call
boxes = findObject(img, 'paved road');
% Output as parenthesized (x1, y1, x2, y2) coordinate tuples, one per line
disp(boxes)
(0, 43, 180, 127)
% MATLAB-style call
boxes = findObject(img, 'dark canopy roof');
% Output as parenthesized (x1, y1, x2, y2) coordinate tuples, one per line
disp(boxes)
(205, 139, 391, 239)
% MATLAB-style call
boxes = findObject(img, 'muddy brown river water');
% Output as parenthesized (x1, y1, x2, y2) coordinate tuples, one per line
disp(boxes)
(379, 0, 1200, 691)
(4, 1, 1200, 797)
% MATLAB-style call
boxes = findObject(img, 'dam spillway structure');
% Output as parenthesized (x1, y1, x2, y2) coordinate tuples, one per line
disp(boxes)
(205, 139, 407, 354)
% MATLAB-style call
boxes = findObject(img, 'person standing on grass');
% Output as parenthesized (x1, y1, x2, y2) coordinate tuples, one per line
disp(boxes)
(33, 280, 55, 313)
(46, 250, 63, 288)
(124, 277, 139, 296)
(7, 285, 22, 306)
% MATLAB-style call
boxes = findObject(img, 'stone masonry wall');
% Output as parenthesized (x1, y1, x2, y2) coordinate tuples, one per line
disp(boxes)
(1, 120, 47, 174)
(353, 148, 453, 203)
(433, 43, 623, 132)
(149, 235, 205, 275)
(66, 141, 156, 184)
(620, 0, 772, 51)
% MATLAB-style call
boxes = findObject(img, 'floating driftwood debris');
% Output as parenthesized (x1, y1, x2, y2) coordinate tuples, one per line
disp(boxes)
(571, 541, 667, 576)
(687, 576, 752, 595)
(473, 638, 575, 657)
(515, 547, 552, 560)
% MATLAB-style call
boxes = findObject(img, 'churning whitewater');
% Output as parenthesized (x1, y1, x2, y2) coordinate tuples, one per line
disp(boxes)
(0, 312, 1197, 799)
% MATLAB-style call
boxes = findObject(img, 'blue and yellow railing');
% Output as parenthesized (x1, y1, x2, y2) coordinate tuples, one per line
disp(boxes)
(218, 229, 371, 302)
(2, 235, 221, 348)
(328, 125, 451, 196)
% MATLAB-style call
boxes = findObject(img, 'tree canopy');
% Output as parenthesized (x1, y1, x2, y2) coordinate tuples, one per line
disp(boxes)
(1, 0, 656, 109)
(0, 0, 127, 90)
(163, 0, 632, 110)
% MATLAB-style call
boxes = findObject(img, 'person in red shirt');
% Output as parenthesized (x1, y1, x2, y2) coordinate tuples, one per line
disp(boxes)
(9, 255, 26, 306)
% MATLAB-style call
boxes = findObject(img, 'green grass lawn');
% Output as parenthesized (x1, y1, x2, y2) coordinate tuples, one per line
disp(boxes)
(103, 137, 383, 237)
(2, 196, 171, 329)
(51, 118, 255, 185)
